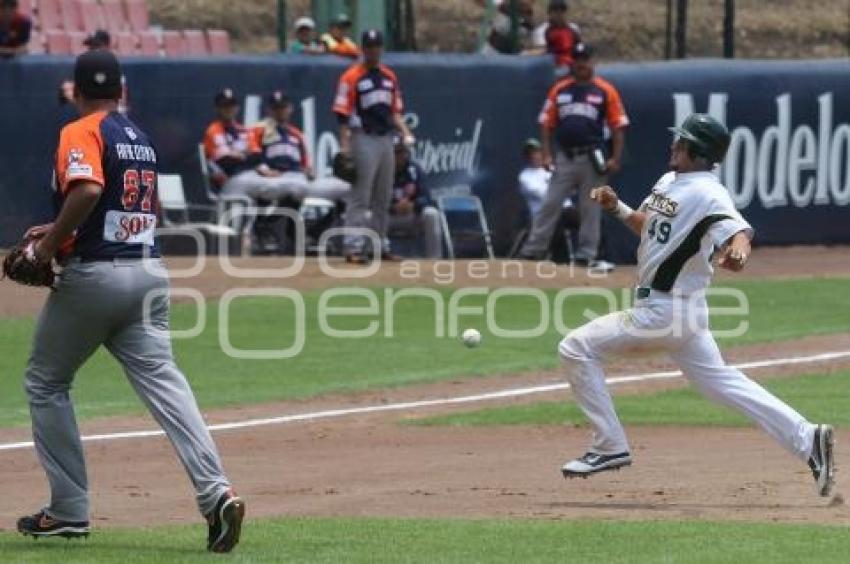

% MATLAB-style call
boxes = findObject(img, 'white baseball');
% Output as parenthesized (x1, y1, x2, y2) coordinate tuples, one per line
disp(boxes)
(462, 328, 481, 348)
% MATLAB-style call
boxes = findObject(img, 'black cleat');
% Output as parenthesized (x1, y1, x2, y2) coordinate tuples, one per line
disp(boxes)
(808, 424, 836, 497)
(17, 511, 90, 539)
(561, 451, 632, 478)
(207, 490, 245, 553)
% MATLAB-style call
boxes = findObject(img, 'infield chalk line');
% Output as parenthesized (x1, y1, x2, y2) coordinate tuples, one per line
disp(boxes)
(1, 349, 849, 452)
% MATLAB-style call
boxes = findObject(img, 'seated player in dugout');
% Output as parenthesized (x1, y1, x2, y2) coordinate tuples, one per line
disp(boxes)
(320, 13, 360, 58)
(386, 135, 442, 259)
(252, 90, 350, 203)
(517, 138, 577, 262)
(519, 42, 627, 272)
(0, 0, 31, 58)
(202, 88, 268, 200)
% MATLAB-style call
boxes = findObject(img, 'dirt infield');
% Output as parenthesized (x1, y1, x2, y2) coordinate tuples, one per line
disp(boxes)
(1, 332, 849, 529)
(1, 246, 849, 530)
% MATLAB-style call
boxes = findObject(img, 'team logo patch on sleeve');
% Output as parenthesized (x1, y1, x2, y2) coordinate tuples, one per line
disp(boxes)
(66, 148, 93, 178)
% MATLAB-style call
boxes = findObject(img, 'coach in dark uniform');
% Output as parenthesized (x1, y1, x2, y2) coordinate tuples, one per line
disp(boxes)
(387, 136, 442, 258)
(333, 29, 415, 264)
(520, 42, 629, 267)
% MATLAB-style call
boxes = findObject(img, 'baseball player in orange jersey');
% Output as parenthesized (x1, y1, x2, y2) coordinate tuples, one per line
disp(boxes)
(557, 114, 835, 498)
(252, 90, 349, 203)
(521, 42, 628, 268)
(15, 50, 245, 552)
(333, 29, 414, 263)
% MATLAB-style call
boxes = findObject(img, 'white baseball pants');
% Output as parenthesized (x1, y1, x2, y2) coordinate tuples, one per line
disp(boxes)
(558, 292, 816, 460)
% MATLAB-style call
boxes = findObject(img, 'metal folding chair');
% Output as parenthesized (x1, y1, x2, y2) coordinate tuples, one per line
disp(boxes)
(437, 195, 494, 259)
(157, 173, 240, 255)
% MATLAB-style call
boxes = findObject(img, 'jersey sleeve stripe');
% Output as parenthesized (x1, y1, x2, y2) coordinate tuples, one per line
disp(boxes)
(650, 214, 731, 292)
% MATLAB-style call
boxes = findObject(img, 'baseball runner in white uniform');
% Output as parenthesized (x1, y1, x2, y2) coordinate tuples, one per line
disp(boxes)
(558, 114, 835, 497)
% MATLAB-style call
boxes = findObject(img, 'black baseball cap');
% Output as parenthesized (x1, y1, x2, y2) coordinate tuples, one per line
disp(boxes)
(83, 29, 111, 49)
(74, 49, 122, 100)
(214, 88, 238, 107)
(572, 42, 593, 59)
(361, 29, 384, 48)
(267, 90, 291, 107)
(548, 0, 568, 10)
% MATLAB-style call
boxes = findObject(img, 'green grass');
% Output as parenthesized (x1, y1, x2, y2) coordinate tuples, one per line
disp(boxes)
(708, 277, 850, 345)
(414, 369, 850, 427)
(0, 277, 846, 428)
(1, 516, 849, 563)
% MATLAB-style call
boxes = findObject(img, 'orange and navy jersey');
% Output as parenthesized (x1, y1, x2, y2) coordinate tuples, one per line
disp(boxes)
(538, 76, 629, 149)
(252, 120, 310, 173)
(54, 111, 160, 260)
(333, 63, 403, 135)
(203, 119, 260, 175)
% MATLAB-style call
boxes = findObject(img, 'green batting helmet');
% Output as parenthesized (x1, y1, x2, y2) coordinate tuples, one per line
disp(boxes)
(668, 113, 730, 164)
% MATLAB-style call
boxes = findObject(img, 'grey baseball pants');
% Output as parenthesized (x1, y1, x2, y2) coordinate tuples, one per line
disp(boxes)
(220, 170, 303, 201)
(521, 150, 605, 261)
(24, 258, 231, 522)
(387, 206, 443, 259)
(344, 131, 394, 254)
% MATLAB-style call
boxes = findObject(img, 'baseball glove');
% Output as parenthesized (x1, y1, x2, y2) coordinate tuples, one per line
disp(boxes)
(332, 152, 357, 184)
(1, 243, 56, 288)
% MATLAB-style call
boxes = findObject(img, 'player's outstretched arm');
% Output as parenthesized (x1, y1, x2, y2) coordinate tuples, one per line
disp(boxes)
(590, 185, 645, 235)
(717, 230, 751, 272)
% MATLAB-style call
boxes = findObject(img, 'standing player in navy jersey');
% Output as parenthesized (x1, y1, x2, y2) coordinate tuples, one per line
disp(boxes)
(333, 29, 415, 264)
(520, 42, 628, 269)
(15, 50, 244, 553)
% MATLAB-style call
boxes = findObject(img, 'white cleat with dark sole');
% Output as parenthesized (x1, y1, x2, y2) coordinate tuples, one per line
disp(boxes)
(808, 424, 836, 497)
(561, 451, 632, 478)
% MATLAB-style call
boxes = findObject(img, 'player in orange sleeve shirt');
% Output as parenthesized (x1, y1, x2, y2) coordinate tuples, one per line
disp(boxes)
(15, 49, 244, 553)
(202, 88, 267, 201)
(332, 29, 414, 264)
(251, 90, 349, 203)
(520, 42, 628, 270)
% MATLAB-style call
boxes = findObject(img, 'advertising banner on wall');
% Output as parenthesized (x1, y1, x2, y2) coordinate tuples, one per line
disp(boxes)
(0, 56, 847, 260)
